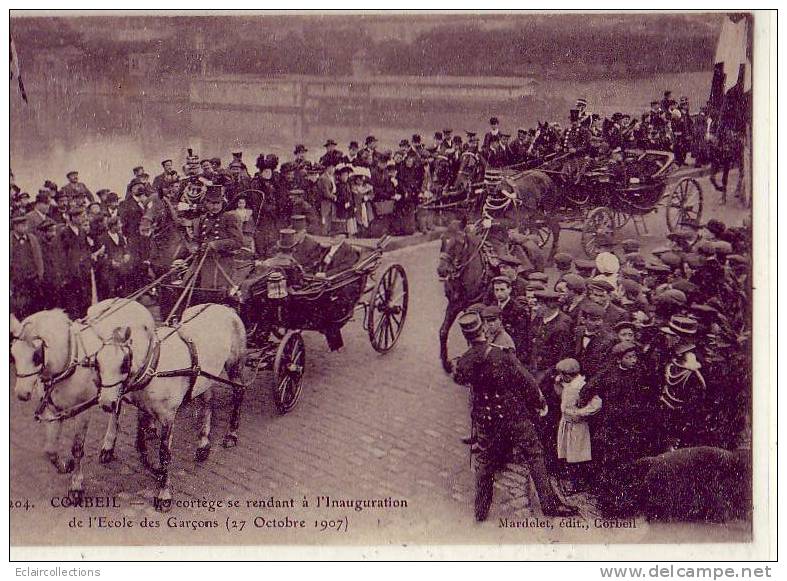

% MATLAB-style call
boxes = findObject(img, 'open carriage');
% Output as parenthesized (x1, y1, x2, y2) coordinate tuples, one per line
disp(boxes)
(159, 236, 408, 414)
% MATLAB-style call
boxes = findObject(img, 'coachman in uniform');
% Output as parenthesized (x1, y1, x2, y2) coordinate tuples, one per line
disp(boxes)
(190, 185, 244, 290)
(453, 313, 578, 521)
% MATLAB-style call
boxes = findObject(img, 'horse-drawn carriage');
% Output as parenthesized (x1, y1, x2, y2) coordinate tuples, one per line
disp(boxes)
(159, 235, 409, 414)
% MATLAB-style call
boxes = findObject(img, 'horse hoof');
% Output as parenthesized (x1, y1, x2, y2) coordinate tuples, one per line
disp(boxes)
(58, 458, 75, 474)
(222, 434, 238, 449)
(99, 448, 116, 464)
(442, 360, 454, 374)
(68, 488, 84, 504)
(195, 445, 211, 462)
(154, 497, 172, 513)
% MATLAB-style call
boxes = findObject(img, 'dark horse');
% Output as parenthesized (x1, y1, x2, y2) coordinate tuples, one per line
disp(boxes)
(437, 220, 490, 373)
(140, 190, 190, 278)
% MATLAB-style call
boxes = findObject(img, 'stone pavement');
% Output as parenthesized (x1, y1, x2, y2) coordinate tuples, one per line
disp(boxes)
(10, 169, 750, 547)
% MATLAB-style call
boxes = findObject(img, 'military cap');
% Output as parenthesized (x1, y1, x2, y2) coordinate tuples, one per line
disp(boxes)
(517, 127, 527, 134)
(612, 341, 639, 357)
(465, 302, 486, 316)
(581, 301, 605, 318)
(659, 252, 683, 268)
(348, 141, 360, 149)
(491, 275, 512, 287)
(11, 215, 28, 225)
(526, 281, 546, 291)
(481, 305, 502, 320)
(554, 252, 573, 270)
(534, 289, 562, 303)
(161, 159, 173, 167)
(16, 190, 31, 200)
(36, 218, 57, 232)
(527, 272, 548, 283)
(575, 259, 596, 275)
(621, 238, 640, 253)
(619, 278, 642, 295)
(690, 303, 720, 320)
(653, 288, 687, 307)
(294, 144, 308, 155)
(458, 312, 483, 335)
(290, 214, 308, 231)
(398, 139, 410, 148)
(66, 170, 79, 178)
(465, 131, 477, 139)
(324, 139, 338, 147)
(68, 206, 85, 217)
(587, 277, 614, 293)
(411, 134, 422, 144)
(674, 342, 697, 356)
(576, 97, 588, 107)
(624, 252, 647, 269)
(204, 185, 225, 203)
(561, 273, 586, 293)
(555, 358, 580, 374)
(132, 165, 144, 174)
(644, 261, 671, 274)
(595, 251, 620, 275)
(365, 135, 377, 145)
(228, 159, 244, 169)
(489, 116, 499, 125)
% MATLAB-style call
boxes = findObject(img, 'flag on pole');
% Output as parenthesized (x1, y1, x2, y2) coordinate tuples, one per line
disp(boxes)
(10, 36, 28, 103)
(709, 13, 752, 106)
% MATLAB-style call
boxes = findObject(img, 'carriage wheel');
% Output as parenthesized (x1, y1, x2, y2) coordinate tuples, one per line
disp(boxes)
(272, 331, 305, 415)
(666, 178, 703, 232)
(581, 207, 615, 258)
(368, 264, 409, 353)
(612, 210, 631, 229)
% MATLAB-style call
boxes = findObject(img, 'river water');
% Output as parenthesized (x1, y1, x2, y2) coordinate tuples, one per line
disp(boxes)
(10, 70, 711, 196)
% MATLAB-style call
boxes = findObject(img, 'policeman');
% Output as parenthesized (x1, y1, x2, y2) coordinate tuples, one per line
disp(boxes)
(453, 313, 578, 521)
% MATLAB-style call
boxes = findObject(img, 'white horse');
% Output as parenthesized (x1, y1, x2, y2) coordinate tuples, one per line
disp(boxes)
(11, 299, 156, 501)
(95, 303, 247, 511)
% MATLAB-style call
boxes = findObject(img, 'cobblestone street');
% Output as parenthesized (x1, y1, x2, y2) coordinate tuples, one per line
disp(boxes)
(10, 171, 751, 546)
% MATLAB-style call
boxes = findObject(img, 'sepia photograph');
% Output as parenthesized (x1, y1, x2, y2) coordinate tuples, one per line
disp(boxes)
(7, 8, 773, 560)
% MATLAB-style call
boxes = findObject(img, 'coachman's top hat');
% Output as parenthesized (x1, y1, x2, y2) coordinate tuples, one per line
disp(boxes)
(204, 185, 225, 203)
(277, 228, 298, 250)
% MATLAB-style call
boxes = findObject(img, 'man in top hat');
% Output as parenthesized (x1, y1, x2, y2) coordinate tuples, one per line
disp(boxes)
(290, 214, 322, 272)
(187, 185, 243, 290)
(452, 312, 578, 521)
(573, 301, 617, 380)
(11, 215, 44, 319)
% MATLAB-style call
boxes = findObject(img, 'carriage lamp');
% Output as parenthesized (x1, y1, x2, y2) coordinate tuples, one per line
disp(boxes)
(267, 271, 288, 299)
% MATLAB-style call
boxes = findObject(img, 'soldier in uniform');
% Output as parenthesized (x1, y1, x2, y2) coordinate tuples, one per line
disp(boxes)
(452, 312, 578, 521)
(61, 170, 94, 203)
(188, 185, 244, 290)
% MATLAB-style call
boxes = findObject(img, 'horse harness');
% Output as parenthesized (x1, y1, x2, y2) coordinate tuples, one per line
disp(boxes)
(98, 304, 247, 402)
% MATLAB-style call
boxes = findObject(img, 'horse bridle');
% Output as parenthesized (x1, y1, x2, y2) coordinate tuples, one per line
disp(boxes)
(439, 228, 489, 281)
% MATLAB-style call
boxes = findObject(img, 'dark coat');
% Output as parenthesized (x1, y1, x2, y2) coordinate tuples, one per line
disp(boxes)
(292, 235, 324, 272)
(573, 326, 617, 379)
(316, 241, 359, 276)
(118, 198, 147, 252)
(190, 211, 244, 290)
(529, 311, 573, 372)
(95, 232, 133, 299)
(498, 297, 532, 364)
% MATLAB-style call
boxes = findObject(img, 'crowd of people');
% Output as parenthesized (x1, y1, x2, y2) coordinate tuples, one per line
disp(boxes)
(450, 213, 752, 521)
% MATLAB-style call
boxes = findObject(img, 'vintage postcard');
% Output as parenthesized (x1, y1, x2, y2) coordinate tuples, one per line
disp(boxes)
(7, 9, 775, 560)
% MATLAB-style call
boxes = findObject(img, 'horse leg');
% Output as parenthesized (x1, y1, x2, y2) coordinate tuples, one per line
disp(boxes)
(135, 409, 157, 474)
(99, 411, 119, 464)
(67, 413, 91, 503)
(154, 419, 175, 512)
(44, 420, 74, 474)
(223, 383, 245, 449)
(439, 302, 462, 373)
(195, 389, 213, 462)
